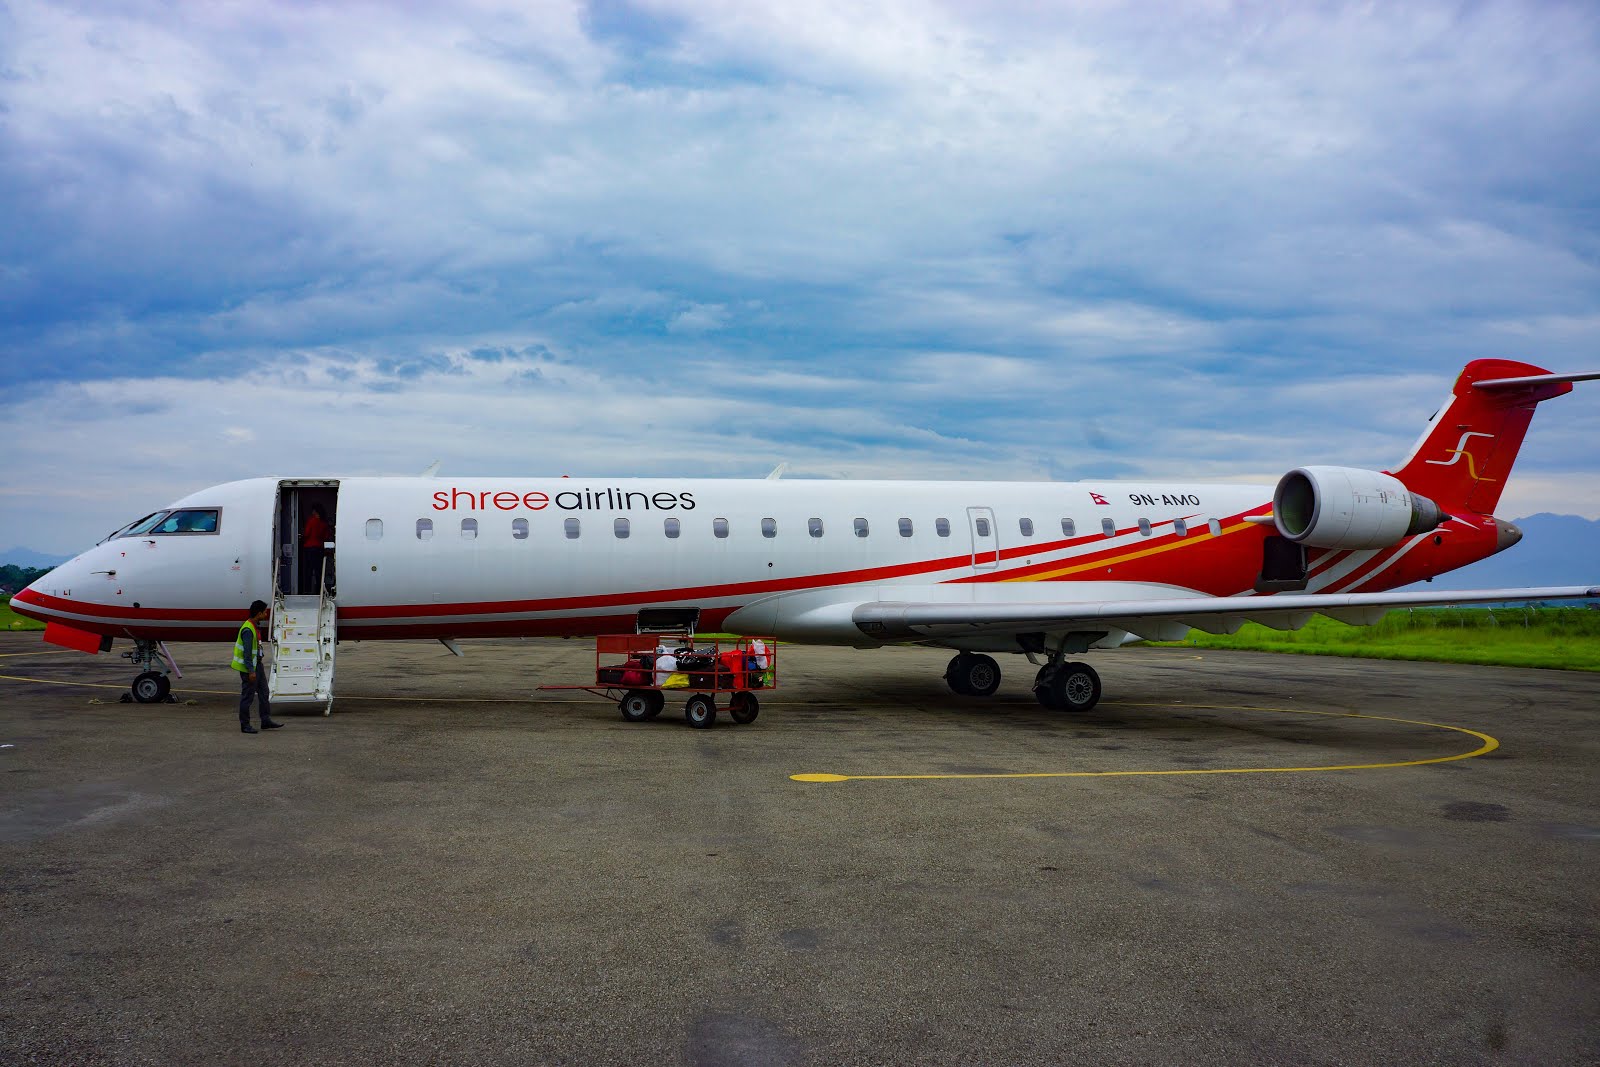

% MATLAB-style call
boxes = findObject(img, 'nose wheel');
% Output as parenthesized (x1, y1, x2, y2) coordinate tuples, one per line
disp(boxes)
(122, 641, 177, 704)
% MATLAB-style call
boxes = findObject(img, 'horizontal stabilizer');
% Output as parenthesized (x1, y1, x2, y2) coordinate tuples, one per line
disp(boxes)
(1473, 370, 1600, 390)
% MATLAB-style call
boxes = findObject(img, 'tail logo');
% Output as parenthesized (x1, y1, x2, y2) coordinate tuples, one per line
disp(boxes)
(1426, 431, 1495, 481)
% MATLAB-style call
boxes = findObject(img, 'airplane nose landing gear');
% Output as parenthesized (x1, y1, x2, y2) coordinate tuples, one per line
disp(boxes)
(121, 640, 177, 704)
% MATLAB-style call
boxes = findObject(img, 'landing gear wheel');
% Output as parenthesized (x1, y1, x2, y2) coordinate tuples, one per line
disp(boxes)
(131, 671, 166, 704)
(1037, 661, 1101, 712)
(729, 692, 759, 725)
(156, 675, 172, 701)
(946, 653, 1001, 697)
(619, 690, 657, 722)
(945, 655, 971, 695)
(685, 694, 718, 729)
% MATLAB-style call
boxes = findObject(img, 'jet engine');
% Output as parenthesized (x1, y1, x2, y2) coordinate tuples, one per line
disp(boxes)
(1272, 466, 1447, 550)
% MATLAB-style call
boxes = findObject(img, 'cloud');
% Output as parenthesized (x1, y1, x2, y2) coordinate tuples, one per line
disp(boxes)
(2, 0, 1598, 550)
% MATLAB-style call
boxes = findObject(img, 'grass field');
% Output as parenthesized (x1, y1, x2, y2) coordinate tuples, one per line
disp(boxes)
(1, 595, 44, 632)
(1146, 606, 1600, 672)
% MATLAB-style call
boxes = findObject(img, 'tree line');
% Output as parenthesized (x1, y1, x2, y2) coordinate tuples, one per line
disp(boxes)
(0, 564, 52, 591)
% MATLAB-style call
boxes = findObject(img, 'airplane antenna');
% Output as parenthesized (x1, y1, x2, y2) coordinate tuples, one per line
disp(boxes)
(420, 460, 442, 478)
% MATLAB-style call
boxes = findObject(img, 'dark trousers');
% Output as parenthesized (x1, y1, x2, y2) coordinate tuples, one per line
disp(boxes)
(238, 670, 272, 725)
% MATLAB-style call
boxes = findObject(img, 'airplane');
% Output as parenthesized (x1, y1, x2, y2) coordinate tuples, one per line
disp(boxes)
(10, 358, 1599, 717)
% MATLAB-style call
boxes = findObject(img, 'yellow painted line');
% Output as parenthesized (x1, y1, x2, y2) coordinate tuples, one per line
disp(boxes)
(790, 704, 1498, 782)
(0, 649, 76, 659)
(1008, 521, 1254, 583)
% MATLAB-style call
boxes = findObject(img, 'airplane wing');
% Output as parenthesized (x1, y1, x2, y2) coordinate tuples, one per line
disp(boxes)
(852, 586, 1600, 643)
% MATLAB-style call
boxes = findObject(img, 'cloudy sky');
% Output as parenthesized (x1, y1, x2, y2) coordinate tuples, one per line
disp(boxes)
(3, 0, 1598, 554)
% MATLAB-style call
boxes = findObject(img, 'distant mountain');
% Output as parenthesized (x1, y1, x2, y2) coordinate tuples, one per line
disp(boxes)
(0, 547, 71, 569)
(1423, 514, 1600, 592)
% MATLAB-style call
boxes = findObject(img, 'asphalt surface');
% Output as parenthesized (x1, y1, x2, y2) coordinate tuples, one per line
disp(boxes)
(2, 632, 1597, 1066)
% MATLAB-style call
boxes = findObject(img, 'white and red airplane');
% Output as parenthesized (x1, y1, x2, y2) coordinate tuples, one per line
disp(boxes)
(11, 358, 1598, 712)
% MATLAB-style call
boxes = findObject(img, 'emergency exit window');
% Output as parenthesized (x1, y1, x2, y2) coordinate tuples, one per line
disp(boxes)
(853, 518, 869, 538)
(975, 518, 991, 537)
(461, 518, 478, 540)
(761, 518, 776, 538)
(512, 518, 529, 539)
(416, 518, 433, 541)
(936, 518, 951, 537)
(898, 518, 913, 537)
(1101, 518, 1116, 537)
(615, 517, 630, 539)
(564, 518, 581, 539)
(365, 518, 383, 541)
(808, 518, 824, 538)
(714, 518, 729, 538)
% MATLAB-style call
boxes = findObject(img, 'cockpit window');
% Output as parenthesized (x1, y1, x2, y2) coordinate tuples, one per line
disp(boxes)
(151, 509, 220, 534)
(104, 512, 168, 542)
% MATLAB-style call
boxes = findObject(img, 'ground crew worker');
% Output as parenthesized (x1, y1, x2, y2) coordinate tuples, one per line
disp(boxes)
(232, 600, 283, 734)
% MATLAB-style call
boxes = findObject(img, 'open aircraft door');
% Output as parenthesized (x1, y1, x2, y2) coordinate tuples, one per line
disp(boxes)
(269, 479, 341, 713)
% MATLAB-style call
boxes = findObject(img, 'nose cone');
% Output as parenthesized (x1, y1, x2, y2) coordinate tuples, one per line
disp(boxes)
(1493, 518, 1523, 552)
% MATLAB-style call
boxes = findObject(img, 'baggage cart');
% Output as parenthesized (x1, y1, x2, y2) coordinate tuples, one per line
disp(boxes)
(538, 632, 776, 729)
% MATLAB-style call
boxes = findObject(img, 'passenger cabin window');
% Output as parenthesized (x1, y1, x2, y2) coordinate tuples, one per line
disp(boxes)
(664, 518, 681, 539)
(564, 518, 581, 540)
(461, 518, 478, 540)
(898, 518, 913, 537)
(512, 518, 529, 539)
(1019, 518, 1034, 537)
(153, 509, 219, 534)
(936, 518, 951, 537)
(713, 518, 729, 539)
(1173, 519, 1188, 537)
(416, 518, 434, 541)
(761, 517, 777, 538)
(1208, 518, 1222, 537)
(854, 518, 869, 538)
(1061, 518, 1076, 538)
(1101, 518, 1116, 538)
(975, 518, 991, 537)
(808, 518, 824, 538)
(1138, 518, 1152, 537)
(615, 517, 630, 539)
(365, 518, 383, 541)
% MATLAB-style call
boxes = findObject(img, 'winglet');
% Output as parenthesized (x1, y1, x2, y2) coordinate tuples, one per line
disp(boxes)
(766, 463, 788, 480)
(420, 460, 442, 478)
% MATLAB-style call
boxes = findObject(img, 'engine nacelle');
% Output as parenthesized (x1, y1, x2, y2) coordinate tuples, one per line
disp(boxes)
(1272, 466, 1447, 550)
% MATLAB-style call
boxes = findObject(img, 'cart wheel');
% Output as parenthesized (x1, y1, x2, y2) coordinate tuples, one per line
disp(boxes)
(684, 694, 717, 729)
(644, 690, 665, 719)
(729, 692, 759, 725)
(619, 690, 656, 722)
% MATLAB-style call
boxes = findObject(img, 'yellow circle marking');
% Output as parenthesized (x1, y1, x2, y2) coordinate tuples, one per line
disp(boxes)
(790, 703, 1499, 782)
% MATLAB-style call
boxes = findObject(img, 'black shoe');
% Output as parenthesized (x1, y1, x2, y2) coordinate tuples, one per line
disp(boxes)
(262, 720, 284, 729)
(241, 724, 258, 734)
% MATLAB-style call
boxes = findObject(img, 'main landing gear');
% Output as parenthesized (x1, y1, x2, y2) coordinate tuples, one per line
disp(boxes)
(122, 640, 177, 704)
(944, 651, 1103, 712)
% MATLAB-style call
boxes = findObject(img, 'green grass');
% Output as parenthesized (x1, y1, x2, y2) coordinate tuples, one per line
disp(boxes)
(1, 595, 45, 632)
(1145, 607, 1600, 672)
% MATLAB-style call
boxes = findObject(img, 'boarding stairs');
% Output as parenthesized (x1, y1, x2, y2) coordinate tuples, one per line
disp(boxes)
(268, 560, 337, 714)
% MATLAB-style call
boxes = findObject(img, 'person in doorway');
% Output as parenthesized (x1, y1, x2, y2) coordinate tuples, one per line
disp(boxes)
(300, 505, 332, 593)
(232, 600, 283, 734)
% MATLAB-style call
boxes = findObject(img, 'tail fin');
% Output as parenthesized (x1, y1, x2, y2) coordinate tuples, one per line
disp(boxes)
(1390, 359, 1590, 515)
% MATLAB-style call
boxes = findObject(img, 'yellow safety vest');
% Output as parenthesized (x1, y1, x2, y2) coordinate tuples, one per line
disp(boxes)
(231, 620, 260, 672)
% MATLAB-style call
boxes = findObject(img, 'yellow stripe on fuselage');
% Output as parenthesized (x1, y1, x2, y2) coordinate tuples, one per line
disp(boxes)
(1003, 521, 1255, 583)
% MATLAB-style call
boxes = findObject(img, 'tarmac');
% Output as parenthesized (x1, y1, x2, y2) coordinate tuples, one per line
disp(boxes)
(2, 631, 1597, 1066)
